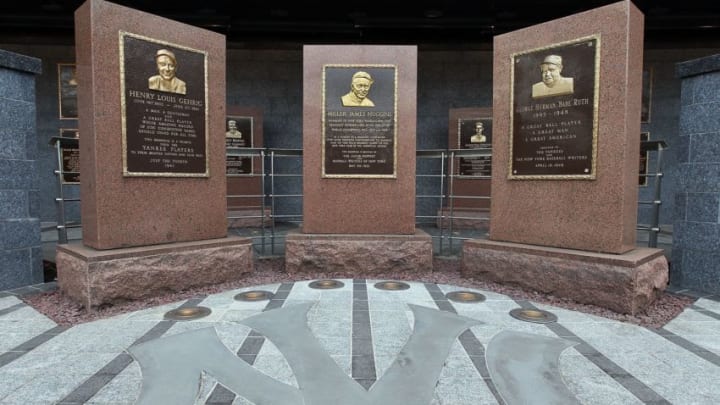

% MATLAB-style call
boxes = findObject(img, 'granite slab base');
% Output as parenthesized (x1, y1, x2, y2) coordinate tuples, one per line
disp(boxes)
(56, 236, 252, 308)
(227, 207, 271, 228)
(462, 239, 669, 315)
(285, 230, 433, 275)
(436, 208, 490, 231)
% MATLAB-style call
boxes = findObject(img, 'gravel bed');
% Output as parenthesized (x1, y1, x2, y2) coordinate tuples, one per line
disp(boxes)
(22, 257, 694, 329)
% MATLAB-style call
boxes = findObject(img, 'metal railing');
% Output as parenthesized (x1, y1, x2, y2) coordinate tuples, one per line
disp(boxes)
(637, 140, 668, 248)
(51, 144, 666, 255)
(417, 149, 492, 255)
(225, 148, 303, 256)
(49, 136, 82, 244)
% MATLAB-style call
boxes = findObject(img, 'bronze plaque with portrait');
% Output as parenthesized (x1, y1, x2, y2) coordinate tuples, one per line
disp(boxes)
(60, 129, 80, 183)
(510, 35, 600, 179)
(458, 117, 492, 177)
(119, 31, 208, 177)
(322, 65, 397, 178)
(225, 116, 253, 175)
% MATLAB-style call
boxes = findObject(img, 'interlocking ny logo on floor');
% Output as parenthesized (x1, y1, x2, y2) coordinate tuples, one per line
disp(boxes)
(129, 302, 578, 404)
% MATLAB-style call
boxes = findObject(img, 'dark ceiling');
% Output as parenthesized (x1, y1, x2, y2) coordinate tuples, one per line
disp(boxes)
(1, 1, 719, 49)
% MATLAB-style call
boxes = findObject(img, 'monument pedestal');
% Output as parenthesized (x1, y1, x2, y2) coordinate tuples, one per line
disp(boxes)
(462, 239, 668, 314)
(57, 235, 252, 308)
(285, 230, 432, 275)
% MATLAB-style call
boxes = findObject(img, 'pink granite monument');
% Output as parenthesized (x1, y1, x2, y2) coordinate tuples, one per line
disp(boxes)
(57, 0, 252, 307)
(286, 45, 432, 274)
(462, 1, 668, 314)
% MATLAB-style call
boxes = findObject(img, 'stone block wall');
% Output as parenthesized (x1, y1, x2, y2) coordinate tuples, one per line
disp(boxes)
(672, 54, 720, 294)
(0, 49, 43, 290)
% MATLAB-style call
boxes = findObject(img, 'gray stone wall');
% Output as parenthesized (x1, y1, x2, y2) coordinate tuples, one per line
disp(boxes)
(0, 49, 43, 290)
(672, 54, 720, 294)
(0, 44, 79, 227)
(638, 49, 713, 229)
(416, 50, 492, 221)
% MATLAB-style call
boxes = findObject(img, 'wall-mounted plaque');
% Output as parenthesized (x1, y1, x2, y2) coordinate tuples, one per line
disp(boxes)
(458, 117, 492, 177)
(60, 129, 80, 183)
(119, 31, 208, 177)
(322, 65, 397, 178)
(510, 35, 600, 179)
(641, 68, 653, 123)
(225, 116, 253, 175)
(58, 63, 78, 119)
(639, 132, 650, 186)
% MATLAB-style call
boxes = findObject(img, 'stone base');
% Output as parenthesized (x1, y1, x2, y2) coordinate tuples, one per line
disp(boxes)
(227, 206, 271, 228)
(285, 229, 433, 275)
(436, 208, 490, 231)
(462, 239, 668, 315)
(56, 235, 253, 308)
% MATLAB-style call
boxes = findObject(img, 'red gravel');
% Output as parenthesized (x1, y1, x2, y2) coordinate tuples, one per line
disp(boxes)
(22, 257, 694, 328)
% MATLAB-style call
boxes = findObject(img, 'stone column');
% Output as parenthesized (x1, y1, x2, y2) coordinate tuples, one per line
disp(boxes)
(0, 49, 43, 290)
(463, 2, 668, 315)
(673, 54, 720, 294)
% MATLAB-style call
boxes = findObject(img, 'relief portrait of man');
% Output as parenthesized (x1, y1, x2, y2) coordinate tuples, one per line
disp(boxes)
(341, 71, 375, 107)
(470, 121, 487, 143)
(225, 119, 242, 138)
(148, 49, 187, 95)
(531, 55, 574, 98)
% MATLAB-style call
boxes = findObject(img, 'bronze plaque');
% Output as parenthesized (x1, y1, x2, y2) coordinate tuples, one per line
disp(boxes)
(60, 129, 80, 183)
(458, 117, 492, 177)
(225, 116, 253, 175)
(119, 32, 208, 177)
(510, 36, 600, 179)
(322, 65, 397, 178)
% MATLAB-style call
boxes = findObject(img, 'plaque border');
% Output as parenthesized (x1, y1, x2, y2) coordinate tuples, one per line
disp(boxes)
(508, 34, 601, 180)
(225, 115, 254, 177)
(59, 128, 80, 184)
(321, 64, 398, 179)
(456, 115, 492, 178)
(118, 31, 210, 178)
(639, 131, 650, 187)
(57, 63, 78, 120)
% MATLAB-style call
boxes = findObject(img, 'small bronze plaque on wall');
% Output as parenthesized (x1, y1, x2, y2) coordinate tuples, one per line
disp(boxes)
(510, 35, 600, 179)
(60, 129, 80, 184)
(458, 117, 492, 177)
(322, 65, 397, 178)
(119, 31, 208, 177)
(225, 116, 253, 175)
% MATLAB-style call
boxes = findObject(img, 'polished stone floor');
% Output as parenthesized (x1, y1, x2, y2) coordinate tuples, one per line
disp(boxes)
(1, 279, 719, 404)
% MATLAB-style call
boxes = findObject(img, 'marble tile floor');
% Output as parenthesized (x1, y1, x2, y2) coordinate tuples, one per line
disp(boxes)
(0, 280, 718, 404)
